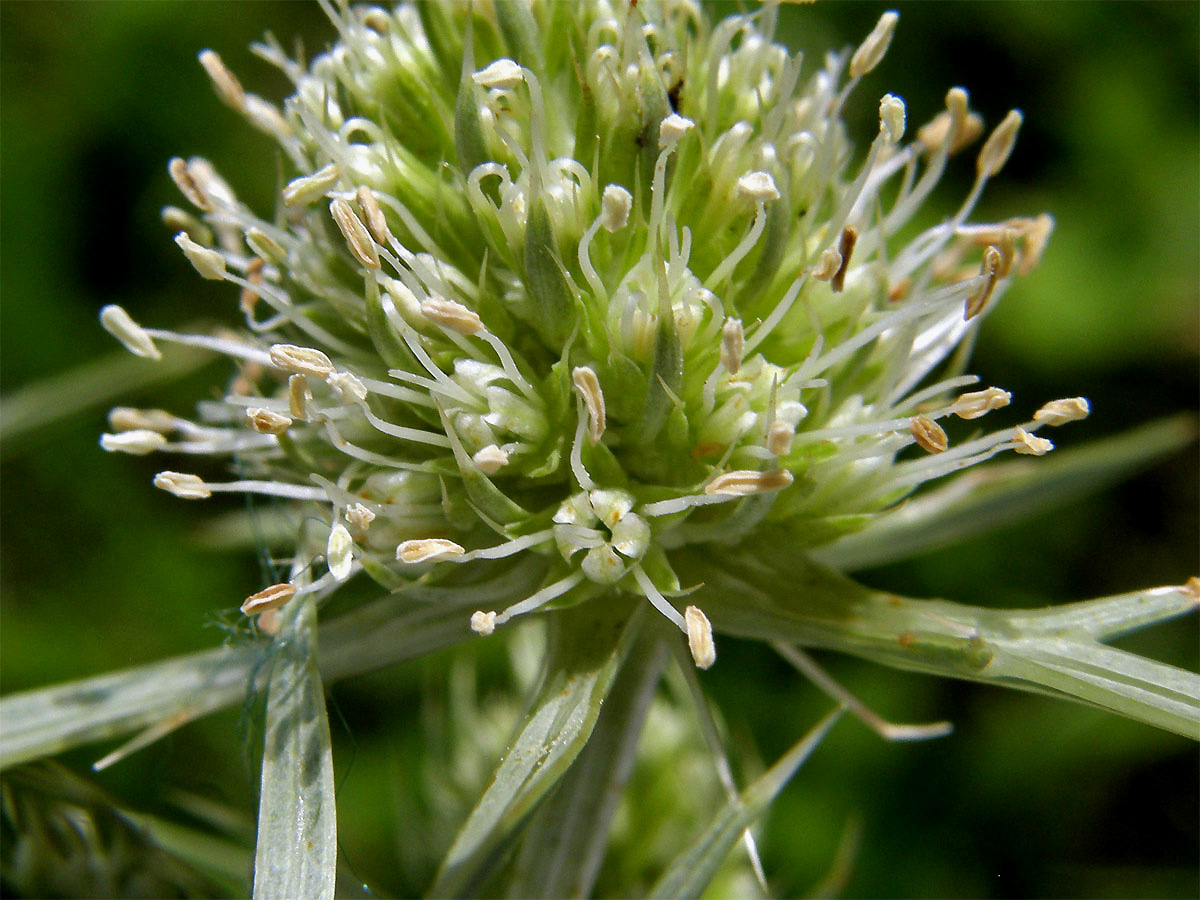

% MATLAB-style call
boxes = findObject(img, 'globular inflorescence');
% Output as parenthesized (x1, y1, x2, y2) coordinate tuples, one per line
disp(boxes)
(99, 1, 1085, 666)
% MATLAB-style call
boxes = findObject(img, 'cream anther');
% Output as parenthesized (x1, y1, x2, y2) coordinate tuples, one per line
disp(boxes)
(355, 185, 392, 245)
(850, 11, 899, 78)
(1033, 397, 1090, 426)
(198, 49, 245, 112)
(813, 247, 842, 281)
(721, 318, 745, 374)
(330, 197, 380, 269)
(396, 538, 466, 563)
(154, 471, 212, 499)
(174, 232, 226, 280)
(909, 415, 948, 454)
(246, 407, 292, 435)
(471, 610, 498, 635)
(326, 371, 368, 403)
(705, 469, 793, 496)
(572, 366, 606, 444)
(965, 246, 1002, 320)
(978, 110, 1023, 178)
(685, 605, 716, 669)
(472, 58, 523, 89)
(879, 93, 906, 143)
(100, 305, 162, 360)
(241, 582, 297, 616)
(327, 522, 354, 581)
(345, 503, 375, 530)
(168, 157, 211, 211)
(288, 374, 312, 420)
(421, 297, 484, 334)
(473, 444, 510, 474)
(952, 387, 1011, 419)
(269, 343, 336, 378)
(109, 407, 176, 433)
(736, 171, 780, 202)
(600, 184, 633, 231)
(282, 163, 341, 207)
(99, 430, 168, 455)
(659, 113, 695, 145)
(1012, 427, 1054, 456)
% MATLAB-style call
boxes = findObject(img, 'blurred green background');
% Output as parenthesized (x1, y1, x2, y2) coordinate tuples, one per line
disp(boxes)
(1, 2, 1196, 897)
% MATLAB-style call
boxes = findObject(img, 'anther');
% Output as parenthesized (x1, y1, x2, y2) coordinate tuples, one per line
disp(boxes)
(472, 58, 523, 89)
(327, 522, 354, 581)
(355, 186, 392, 246)
(767, 421, 794, 456)
(346, 503, 375, 530)
(879, 93, 906, 143)
(326, 371, 368, 403)
(330, 197, 380, 269)
(909, 415, 948, 454)
(1012, 427, 1054, 456)
(269, 343, 336, 378)
(162, 207, 212, 245)
(246, 407, 292, 435)
(736, 171, 780, 202)
(659, 113, 695, 145)
(470, 610, 498, 635)
(850, 11, 898, 78)
(721, 318, 745, 374)
(198, 49, 245, 113)
(473, 444, 510, 474)
(174, 232, 227, 280)
(99, 430, 168, 455)
(240, 256, 265, 315)
(965, 245, 1002, 319)
(241, 582, 297, 616)
(952, 386, 1011, 419)
(109, 407, 176, 433)
(830, 226, 858, 293)
(245, 227, 287, 266)
(977, 110, 1023, 179)
(168, 157, 211, 211)
(1018, 214, 1054, 276)
(282, 163, 341, 207)
(1033, 397, 1090, 426)
(396, 538, 466, 563)
(705, 469, 793, 496)
(154, 471, 212, 499)
(813, 247, 842, 281)
(600, 184, 633, 232)
(685, 606, 716, 669)
(572, 366, 606, 444)
(421, 297, 484, 334)
(100, 305, 162, 360)
(288, 374, 312, 420)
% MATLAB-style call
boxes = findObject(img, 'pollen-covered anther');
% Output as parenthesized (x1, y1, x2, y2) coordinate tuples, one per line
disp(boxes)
(965, 246, 1003, 319)
(330, 197, 380, 269)
(245, 227, 286, 266)
(100, 305, 162, 360)
(470, 610, 497, 635)
(246, 407, 292, 435)
(879, 93, 906, 143)
(1183, 577, 1200, 603)
(396, 538, 466, 564)
(472, 58, 523, 89)
(572, 366, 606, 444)
(327, 522, 354, 581)
(918, 88, 984, 155)
(269, 343, 336, 378)
(910, 415, 949, 454)
(241, 582, 297, 617)
(168, 157, 211, 211)
(1033, 397, 1090, 426)
(813, 247, 842, 282)
(850, 10, 898, 78)
(288, 374, 312, 420)
(1018, 214, 1054, 276)
(174, 232, 226, 280)
(978, 109, 1023, 179)
(282, 163, 341, 207)
(1012, 427, 1054, 456)
(421, 297, 483, 334)
(600, 185, 633, 231)
(100, 430, 168, 455)
(831, 226, 858, 293)
(326, 371, 368, 403)
(705, 469, 793, 497)
(198, 49, 245, 113)
(154, 471, 212, 500)
(685, 605, 716, 669)
(952, 386, 1011, 419)
(345, 503, 375, 531)
(659, 113, 695, 145)
(162, 207, 211, 244)
(355, 185, 392, 246)
(473, 444, 509, 474)
(736, 171, 780, 202)
(721, 318, 745, 374)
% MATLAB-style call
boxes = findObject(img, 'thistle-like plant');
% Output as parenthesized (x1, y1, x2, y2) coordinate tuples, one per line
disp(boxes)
(2, 2, 1197, 897)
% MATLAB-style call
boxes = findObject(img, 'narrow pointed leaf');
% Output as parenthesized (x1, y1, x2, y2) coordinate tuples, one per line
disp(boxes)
(685, 549, 1200, 739)
(813, 415, 1196, 570)
(506, 627, 667, 900)
(648, 706, 844, 900)
(252, 597, 336, 900)
(429, 599, 645, 898)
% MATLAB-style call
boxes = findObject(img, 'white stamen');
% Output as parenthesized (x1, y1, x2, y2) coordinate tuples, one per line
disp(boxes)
(571, 366, 606, 444)
(472, 58, 523, 89)
(685, 605, 717, 669)
(100, 305, 162, 360)
(269, 343, 336, 378)
(953, 386, 1011, 419)
(282, 163, 341, 207)
(1012, 427, 1054, 456)
(396, 538, 465, 563)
